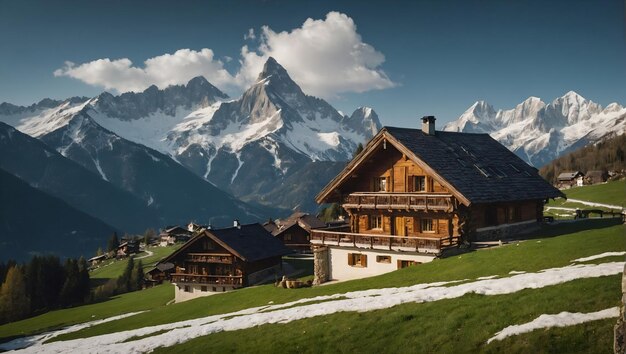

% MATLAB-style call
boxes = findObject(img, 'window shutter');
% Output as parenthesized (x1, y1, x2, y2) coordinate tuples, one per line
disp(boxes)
(370, 177, 375, 192)
(408, 176, 414, 192)
(386, 176, 391, 191)
(397, 260, 402, 269)
(348, 253, 354, 266)
(361, 255, 368, 267)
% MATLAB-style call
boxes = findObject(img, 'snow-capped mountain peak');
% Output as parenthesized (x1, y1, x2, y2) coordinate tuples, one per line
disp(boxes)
(443, 92, 625, 167)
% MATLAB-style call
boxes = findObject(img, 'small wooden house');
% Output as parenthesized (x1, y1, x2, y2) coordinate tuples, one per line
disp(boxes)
(264, 212, 327, 253)
(557, 171, 584, 188)
(158, 222, 291, 302)
(312, 117, 564, 283)
(585, 170, 608, 185)
(116, 239, 139, 258)
(159, 226, 192, 246)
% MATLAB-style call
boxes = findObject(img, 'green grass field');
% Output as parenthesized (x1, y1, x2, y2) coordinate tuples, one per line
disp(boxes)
(89, 245, 181, 282)
(1, 219, 623, 353)
(545, 179, 625, 219)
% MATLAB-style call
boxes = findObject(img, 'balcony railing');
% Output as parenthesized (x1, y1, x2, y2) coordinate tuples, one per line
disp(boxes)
(171, 273, 243, 285)
(186, 253, 233, 264)
(310, 229, 458, 254)
(342, 192, 454, 211)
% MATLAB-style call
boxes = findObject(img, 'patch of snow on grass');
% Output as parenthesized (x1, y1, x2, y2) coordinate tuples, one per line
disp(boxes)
(486, 307, 619, 344)
(13, 261, 624, 353)
(0, 311, 146, 351)
(572, 252, 626, 263)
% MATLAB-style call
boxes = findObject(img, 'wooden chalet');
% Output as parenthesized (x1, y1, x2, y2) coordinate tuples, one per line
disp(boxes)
(557, 171, 584, 189)
(264, 212, 327, 253)
(116, 239, 139, 258)
(158, 221, 291, 302)
(159, 226, 192, 246)
(312, 116, 564, 283)
(585, 170, 608, 185)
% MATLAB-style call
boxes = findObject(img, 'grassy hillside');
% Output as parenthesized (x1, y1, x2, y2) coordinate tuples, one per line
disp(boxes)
(545, 179, 625, 219)
(559, 179, 625, 206)
(90, 245, 181, 282)
(1, 219, 623, 352)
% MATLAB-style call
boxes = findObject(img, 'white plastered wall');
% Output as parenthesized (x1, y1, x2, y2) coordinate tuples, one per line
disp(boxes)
(327, 246, 436, 281)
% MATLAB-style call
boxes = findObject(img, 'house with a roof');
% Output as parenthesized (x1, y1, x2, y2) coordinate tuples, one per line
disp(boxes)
(311, 116, 563, 283)
(585, 170, 608, 185)
(159, 226, 193, 246)
(264, 212, 327, 253)
(157, 221, 291, 302)
(556, 171, 584, 189)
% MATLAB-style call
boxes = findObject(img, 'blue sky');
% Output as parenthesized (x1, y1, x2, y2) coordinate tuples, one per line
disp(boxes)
(0, 0, 624, 127)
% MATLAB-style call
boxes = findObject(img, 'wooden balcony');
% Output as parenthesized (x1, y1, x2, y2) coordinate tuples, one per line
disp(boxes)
(170, 273, 243, 285)
(310, 229, 458, 254)
(186, 253, 233, 264)
(342, 192, 454, 212)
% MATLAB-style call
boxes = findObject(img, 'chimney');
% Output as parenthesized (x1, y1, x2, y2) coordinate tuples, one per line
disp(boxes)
(233, 219, 241, 229)
(421, 116, 436, 135)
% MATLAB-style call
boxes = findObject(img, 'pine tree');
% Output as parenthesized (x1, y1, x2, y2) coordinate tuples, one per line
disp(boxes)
(107, 232, 120, 253)
(354, 143, 364, 157)
(59, 259, 80, 306)
(131, 260, 145, 291)
(118, 257, 135, 293)
(0, 265, 30, 323)
(77, 257, 90, 302)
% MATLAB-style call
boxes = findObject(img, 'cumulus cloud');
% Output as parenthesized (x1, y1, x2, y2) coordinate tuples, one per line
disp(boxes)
(54, 12, 395, 98)
(237, 11, 396, 98)
(243, 28, 256, 40)
(54, 48, 236, 93)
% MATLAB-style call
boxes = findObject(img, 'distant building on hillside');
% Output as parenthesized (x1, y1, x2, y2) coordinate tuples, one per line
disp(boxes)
(264, 212, 327, 253)
(557, 171, 584, 189)
(117, 239, 139, 258)
(585, 170, 608, 185)
(312, 116, 563, 283)
(157, 221, 291, 302)
(159, 226, 193, 246)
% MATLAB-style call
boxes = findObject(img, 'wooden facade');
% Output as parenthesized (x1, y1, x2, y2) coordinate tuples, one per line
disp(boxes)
(158, 223, 290, 302)
(311, 118, 564, 283)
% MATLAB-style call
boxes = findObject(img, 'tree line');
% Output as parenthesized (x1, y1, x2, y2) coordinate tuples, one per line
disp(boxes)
(0, 256, 89, 324)
(539, 134, 626, 183)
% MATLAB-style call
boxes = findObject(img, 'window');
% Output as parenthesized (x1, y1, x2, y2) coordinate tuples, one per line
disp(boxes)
(201, 286, 208, 292)
(376, 255, 391, 263)
(184, 285, 191, 293)
(284, 233, 292, 241)
(370, 215, 383, 230)
(397, 260, 419, 269)
(420, 218, 435, 233)
(212, 286, 217, 292)
(414, 176, 426, 192)
(373, 177, 387, 192)
(348, 253, 367, 267)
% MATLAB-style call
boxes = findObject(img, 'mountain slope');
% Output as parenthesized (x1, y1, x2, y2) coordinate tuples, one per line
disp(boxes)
(0, 122, 159, 233)
(0, 58, 381, 213)
(443, 92, 626, 167)
(35, 111, 272, 226)
(0, 168, 116, 261)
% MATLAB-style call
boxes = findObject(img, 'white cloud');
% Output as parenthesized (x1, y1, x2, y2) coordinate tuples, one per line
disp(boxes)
(54, 12, 395, 98)
(237, 11, 396, 98)
(54, 49, 236, 94)
(243, 28, 256, 40)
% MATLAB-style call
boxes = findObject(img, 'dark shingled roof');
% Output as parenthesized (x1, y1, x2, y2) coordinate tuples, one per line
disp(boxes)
(384, 127, 564, 204)
(207, 223, 292, 261)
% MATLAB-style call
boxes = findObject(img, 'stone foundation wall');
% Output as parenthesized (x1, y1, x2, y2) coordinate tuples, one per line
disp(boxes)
(475, 220, 538, 241)
(313, 246, 329, 285)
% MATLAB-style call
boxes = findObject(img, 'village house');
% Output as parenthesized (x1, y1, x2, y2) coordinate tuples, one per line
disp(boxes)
(264, 212, 327, 253)
(311, 116, 564, 283)
(585, 170, 609, 185)
(556, 171, 585, 189)
(116, 239, 139, 258)
(157, 221, 291, 302)
(159, 226, 193, 247)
